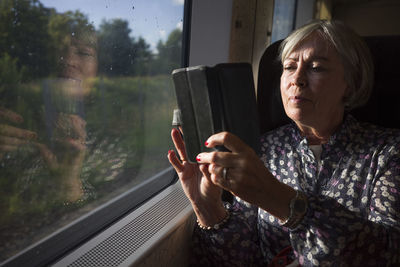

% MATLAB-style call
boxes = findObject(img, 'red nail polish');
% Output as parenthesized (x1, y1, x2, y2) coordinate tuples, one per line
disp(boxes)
(196, 156, 201, 161)
(204, 141, 209, 146)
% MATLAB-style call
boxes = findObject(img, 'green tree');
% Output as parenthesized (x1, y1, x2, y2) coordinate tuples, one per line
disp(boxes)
(0, 53, 26, 106)
(131, 36, 153, 76)
(97, 19, 155, 77)
(97, 19, 134, 76)
(0, 0, 52, 80)
(152, 28, 182, 75)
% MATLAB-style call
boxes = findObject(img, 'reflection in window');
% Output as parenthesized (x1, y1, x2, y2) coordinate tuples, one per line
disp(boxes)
(0, 0, 183, 262)
(271, 0, 297, 43)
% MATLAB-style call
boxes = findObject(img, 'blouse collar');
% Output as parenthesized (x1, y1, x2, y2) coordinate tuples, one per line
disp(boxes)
(289, 114, 358, 150)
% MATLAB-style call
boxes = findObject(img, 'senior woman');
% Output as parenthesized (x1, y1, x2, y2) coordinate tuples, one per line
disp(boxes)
(168, 20, 400, 266)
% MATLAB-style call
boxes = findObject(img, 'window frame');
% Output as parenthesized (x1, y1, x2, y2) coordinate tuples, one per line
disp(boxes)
(2, 168, 177, 267)
(0, 0, 192, 266)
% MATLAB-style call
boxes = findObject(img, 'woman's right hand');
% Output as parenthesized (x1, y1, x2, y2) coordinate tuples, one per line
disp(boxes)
(0, 107, 37, 160)
(168, 128, 226, 226)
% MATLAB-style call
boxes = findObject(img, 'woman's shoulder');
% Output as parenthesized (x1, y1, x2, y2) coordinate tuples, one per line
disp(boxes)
(348, 117, 400, 153)
(351, 118, 400, 143)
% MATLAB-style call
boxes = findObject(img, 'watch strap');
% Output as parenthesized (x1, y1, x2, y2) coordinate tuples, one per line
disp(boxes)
(279, 190, 308, 229)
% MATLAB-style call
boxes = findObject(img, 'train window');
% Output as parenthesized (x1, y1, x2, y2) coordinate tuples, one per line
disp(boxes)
(271, 0, 297, 43)
(0, 0, 185, 265)
(271, 0, 314, 43)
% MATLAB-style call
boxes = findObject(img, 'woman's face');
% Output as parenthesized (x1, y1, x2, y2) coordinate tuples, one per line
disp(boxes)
(280, 32, 348, 132)
(60, 37, 98, 82)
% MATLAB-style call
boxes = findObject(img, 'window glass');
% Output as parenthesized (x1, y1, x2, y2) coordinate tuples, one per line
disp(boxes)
(0, 0, 183, 262)
(271, 0, 296, 43)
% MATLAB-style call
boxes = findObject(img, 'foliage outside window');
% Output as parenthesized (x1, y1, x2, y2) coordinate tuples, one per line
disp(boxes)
(0, 0, 183, 262)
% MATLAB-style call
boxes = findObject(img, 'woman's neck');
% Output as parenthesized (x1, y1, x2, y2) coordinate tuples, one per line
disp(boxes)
(302, 130, 329, 145)
(296, 117, 343, 145)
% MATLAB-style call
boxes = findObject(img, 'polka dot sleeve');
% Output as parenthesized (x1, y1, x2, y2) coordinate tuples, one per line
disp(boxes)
(190, 198, 266, 267)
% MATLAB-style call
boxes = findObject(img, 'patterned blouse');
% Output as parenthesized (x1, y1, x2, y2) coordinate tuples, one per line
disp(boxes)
(191, 115, 400, 266)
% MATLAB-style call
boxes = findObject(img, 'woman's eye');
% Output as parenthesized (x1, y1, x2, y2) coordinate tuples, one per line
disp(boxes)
(283, 65, 296, 71)
(75, 49, 94, 58)
(79, 51, 92, 57)
(310, 64, 325, 72)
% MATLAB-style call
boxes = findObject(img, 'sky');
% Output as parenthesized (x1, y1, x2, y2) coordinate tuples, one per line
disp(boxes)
(40, 0, 184, 50)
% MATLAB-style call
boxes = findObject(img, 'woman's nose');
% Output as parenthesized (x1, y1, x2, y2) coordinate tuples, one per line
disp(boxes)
(64, 48, 79, 66)
(292, 67, 307, 87)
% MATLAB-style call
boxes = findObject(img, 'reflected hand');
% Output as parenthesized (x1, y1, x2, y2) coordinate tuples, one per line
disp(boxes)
(36, 113, 87, 202)
(168, 128, 226, 225)
(0, 107, 37, 160)
(53, 113, 87, 150)
(196, 132, 295, 221)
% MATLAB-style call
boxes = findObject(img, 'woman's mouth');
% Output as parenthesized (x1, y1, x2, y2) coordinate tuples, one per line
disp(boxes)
(289, 95, 310, 104)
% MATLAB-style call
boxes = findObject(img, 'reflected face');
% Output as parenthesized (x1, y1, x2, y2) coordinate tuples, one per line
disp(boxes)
(280, 33, 348, 130)
(59, 38, 98, 82)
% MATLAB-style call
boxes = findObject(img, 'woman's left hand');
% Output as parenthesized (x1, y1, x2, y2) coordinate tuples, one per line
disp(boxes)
(196, 131, 295, 221)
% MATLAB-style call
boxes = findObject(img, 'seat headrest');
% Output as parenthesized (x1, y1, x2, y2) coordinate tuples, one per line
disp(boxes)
(257, 36, 400, 134)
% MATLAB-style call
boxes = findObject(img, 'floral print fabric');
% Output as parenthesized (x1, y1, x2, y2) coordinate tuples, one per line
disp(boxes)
(191, 115, 400, 266)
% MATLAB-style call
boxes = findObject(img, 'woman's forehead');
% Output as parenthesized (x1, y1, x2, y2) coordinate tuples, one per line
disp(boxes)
(286, 33, 336, 61)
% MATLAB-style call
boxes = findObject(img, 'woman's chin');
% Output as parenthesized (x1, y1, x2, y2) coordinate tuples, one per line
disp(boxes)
(285, 109, 309, 123)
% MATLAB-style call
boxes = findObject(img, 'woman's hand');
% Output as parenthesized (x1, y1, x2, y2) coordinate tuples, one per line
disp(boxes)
(0, 107, 37, 160)
(37, 113, 87, 202)
(196, 131, 295, 221)
(0, 106, 86, 202)
(168, 128, 226, 226)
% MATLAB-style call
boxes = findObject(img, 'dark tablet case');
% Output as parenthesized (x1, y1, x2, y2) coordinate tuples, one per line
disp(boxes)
(172, 63, 260, 163)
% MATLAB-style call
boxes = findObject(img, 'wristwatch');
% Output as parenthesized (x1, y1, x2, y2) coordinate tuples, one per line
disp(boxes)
(280, 190, 308, 229)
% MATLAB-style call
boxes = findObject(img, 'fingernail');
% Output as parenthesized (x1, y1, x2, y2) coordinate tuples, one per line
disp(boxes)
(204, 141, 209, 146)
(196, 155, 201, 162)
(168, 149, 173, 155)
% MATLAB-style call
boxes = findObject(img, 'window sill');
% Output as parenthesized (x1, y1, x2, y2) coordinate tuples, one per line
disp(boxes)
(53, 181, 194, 267)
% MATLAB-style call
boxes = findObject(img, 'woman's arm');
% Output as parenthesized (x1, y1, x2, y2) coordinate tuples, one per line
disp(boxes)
(191, 197, 265, 267)
(194, 132, 298, 266)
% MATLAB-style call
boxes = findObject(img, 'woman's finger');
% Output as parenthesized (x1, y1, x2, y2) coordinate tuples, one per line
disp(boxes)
(69, 114, 87, 139)
(0, 135, 29, 146)
(208, 163, 227, 177)
(66, 138, 87, 151)
(0, 144, 18, 153)
(199, 163, 212, 182)
(0, 124, 37, 139)
(205, 132, 250, 154)
(0, 107, 23, 124)
(207, 163, 233, 189)
(196, 150, 239, 167)
(167, 149, 185, 173)
(171, 128, 188, 162)
(35, 142, 58, 169)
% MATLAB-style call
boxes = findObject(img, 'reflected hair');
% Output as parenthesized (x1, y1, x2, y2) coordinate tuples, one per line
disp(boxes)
(279, 20, 374, 110)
